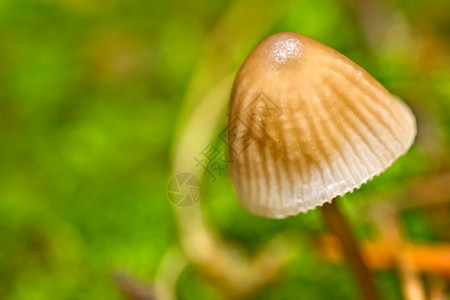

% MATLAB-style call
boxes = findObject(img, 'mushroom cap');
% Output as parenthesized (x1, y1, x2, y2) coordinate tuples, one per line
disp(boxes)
(228, 32, 416, 219)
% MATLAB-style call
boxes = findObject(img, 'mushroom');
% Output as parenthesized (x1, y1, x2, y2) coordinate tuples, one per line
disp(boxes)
(227, 32, 416, 299)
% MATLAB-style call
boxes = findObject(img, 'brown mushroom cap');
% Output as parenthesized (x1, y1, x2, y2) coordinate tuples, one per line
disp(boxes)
(228, 32, 416, 219)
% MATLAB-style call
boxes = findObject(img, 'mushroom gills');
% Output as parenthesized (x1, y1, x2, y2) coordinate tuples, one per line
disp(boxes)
(228, 32, 416, 218)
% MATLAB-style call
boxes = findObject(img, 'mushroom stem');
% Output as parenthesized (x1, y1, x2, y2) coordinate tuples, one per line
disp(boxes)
(322, 200, 379, 300)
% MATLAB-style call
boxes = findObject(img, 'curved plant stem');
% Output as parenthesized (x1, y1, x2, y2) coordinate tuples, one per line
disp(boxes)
(322, 200, 379, 300)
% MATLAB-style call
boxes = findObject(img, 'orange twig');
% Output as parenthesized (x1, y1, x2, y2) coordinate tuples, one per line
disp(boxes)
(319, 235, 450, 277)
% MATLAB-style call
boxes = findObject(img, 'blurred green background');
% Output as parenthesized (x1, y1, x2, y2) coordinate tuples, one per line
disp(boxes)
(0, 0, 449, 299)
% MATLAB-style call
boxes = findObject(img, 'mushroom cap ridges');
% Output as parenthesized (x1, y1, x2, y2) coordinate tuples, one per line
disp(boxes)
(228, 32, 416, 218)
